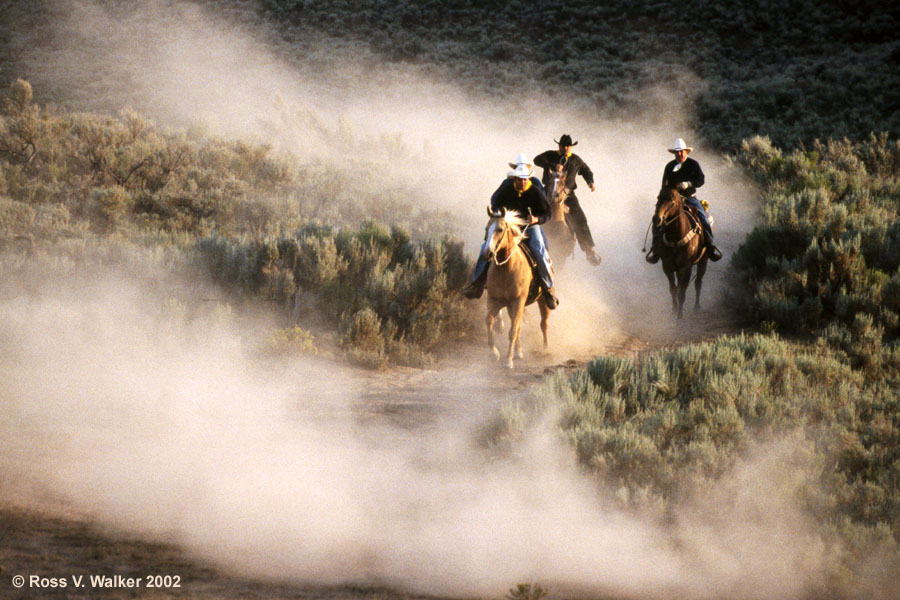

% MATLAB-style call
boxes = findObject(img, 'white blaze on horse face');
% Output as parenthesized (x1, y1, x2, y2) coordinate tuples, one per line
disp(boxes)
(484, 221, 500, 257)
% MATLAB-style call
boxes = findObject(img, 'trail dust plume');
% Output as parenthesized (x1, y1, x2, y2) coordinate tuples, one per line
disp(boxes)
(7, 0, 760, 353)
(1, 272, 830, 599)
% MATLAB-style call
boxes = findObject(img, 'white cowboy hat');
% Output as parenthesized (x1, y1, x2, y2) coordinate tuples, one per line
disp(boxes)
(668, 138, 693, 154)
(511, 164, 532, 178)
(508, 152, 533, 169)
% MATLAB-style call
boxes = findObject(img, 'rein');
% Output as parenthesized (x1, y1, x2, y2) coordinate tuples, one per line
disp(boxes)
(661, 221, 701, 248)
(656, 196, 701, 248)
(490, 220, 528, 266)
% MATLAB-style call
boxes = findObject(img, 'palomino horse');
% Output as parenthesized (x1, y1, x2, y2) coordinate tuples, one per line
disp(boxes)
(652, 187, 709, 319)
(484, 207, 551, 368)
(542, 165, 576, 269)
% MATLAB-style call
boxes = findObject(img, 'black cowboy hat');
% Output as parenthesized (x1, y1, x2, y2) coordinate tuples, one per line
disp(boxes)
(554, 134, 577, 146)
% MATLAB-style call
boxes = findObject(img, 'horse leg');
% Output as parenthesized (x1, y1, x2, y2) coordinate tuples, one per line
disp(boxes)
(539, 299, 550, 352)
(694, 258, 708, 311)
(665, 268, 678, 314)
(486, 299, 502, 360)
(676, 267, 691, 320)
(513, 303, 524, 360)
(506, 299, 526, 369)
(515, 325, 525, 360)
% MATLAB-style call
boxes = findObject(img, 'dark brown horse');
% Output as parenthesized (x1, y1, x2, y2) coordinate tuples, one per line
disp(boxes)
(651, 187, 709, 319)
(542, 165, 576, 269)
(484, 207, 551, 368)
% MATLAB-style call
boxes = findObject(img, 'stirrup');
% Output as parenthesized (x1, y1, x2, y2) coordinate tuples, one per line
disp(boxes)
(543, 287, 559, 309)
(645, 249, 660, 264)
(585, 248, 601, 266)
(708, 245, 723, 262)
(461, 281, 484, 299)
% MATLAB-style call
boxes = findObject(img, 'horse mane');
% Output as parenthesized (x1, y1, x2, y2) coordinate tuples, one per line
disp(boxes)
(501, 210, 529, 231)
(658, 186, 680, 203)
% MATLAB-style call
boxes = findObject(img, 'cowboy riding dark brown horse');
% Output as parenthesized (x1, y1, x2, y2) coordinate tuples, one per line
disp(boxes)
(533, 135, 602, 267)
(542, 164, 577, 269)
(650, 186, 709, 319)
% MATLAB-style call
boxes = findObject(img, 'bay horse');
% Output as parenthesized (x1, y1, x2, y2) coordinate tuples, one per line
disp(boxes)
(542, 165, 576, 269)
(484, 207, 551, 368)
(652, 187, 709, 319)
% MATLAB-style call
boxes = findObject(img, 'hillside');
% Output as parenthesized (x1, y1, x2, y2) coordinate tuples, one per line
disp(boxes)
(3, 1, 899, 151)
(259, 0, 900, 151)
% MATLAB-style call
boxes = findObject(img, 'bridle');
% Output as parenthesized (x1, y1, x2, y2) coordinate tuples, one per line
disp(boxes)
(486, 208, 527, 266)
(655, 190, 700, 248)
(655, 191, 683, 228)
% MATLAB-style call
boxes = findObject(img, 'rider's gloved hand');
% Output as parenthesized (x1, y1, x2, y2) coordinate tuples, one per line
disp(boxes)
(677, 181, 691, 190)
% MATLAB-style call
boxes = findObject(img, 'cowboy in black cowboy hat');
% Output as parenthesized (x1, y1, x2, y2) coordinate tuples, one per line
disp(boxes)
(533, 134, 602, 266)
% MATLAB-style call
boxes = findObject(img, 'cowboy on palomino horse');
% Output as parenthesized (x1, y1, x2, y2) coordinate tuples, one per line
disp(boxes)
(533, 134, 602, 267)
(461, 162, 559, 309)
(646, 138, 723, 263)
(481, 207, 553, 367)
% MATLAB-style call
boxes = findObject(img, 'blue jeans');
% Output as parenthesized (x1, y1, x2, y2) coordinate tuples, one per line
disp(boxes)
(684, 196, 715, 246)
(471, 225, 554, 289)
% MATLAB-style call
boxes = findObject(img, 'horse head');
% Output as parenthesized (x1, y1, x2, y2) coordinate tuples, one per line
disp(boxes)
(654, 186, 683, 227)
(484, 206, 526, 263)
(547, 173, 570, 223)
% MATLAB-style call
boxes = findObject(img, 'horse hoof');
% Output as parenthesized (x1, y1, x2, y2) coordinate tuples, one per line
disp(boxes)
(506, 361, 514, 369)
(491, 347, 500, 360)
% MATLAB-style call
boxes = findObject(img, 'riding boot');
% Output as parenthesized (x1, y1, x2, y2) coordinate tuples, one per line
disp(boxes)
(461, 268, 488, 299)
(543, 286, 559, 309)
(645, 232, 661, 264)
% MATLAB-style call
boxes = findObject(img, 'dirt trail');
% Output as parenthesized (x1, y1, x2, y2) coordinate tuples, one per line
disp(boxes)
(2, 289, 742, 600)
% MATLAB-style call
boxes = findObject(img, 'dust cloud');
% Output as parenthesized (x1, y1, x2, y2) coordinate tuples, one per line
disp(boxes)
(0, 1, 826, 599)
(1, 274, 828, 599)
(5, 0, 760, 351)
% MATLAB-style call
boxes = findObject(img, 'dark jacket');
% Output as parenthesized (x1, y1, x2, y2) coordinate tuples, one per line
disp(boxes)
(534, 150, 594, 191)
(490, 179, 551, 225)
(662, 157, 705, 197)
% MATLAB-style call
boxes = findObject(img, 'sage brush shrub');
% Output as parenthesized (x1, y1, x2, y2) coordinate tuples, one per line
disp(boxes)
(0, 81, 303, 238)
(732, 135, 900, 343)
(0, 83, 472, 357)
(198, 221, 475, 367)
(490, 333, 900, 589)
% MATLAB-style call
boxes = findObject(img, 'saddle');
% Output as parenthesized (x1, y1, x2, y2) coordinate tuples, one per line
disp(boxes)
(685, 201, 715, 229)
(519, 243, 543, 305)
(684, 202, 715, 264)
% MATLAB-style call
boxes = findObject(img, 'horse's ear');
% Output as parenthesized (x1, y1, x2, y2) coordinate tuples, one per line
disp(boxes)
(500, 206, 506, 218)
(486, 206, 494, 217)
